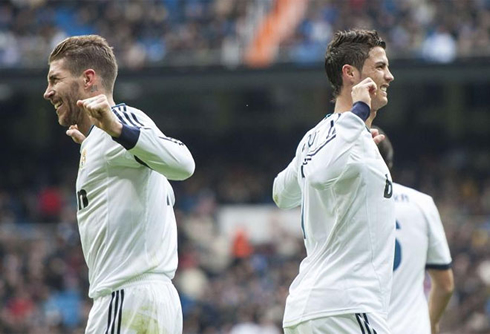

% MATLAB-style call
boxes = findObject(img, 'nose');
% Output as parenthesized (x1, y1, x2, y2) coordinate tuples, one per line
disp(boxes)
(386, 68, 394, 82)
(43, 86, 53, 100)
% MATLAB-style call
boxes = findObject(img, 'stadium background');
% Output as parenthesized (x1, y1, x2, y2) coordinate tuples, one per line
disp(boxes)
(0, 0, 489, 333)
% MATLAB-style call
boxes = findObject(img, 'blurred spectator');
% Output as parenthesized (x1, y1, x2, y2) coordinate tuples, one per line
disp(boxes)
(0, 145, 489, 333)
(1, 0, 490, 69)
(421, 25, 457, 63)
(0, 0, 489, 333)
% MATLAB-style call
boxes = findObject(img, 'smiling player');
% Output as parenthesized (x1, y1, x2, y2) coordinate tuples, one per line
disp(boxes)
(274, 29, 396, 334)
(44, 35, 195, 334)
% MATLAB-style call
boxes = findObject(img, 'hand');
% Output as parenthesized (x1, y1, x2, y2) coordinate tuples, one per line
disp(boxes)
(77, 94, 122, 137)
(370, 127, 385, 145)
(351, 78, 377, 109)
(66, 125, 86, 144)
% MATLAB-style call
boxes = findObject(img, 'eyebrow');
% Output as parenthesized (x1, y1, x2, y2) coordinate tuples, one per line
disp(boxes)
(48, 74, 59, 82)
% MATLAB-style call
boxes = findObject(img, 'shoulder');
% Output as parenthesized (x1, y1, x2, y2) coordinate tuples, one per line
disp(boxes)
(295, 115, 339, 152)
(394, 182, 431, 199)
(297, 116, 329, 145)
(111, 103, 154, 127)
(111, 103, 146, 117)
(394, 183, 436, 211)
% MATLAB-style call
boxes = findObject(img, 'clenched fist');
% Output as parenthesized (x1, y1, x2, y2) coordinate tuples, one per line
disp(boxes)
(351, 78, 377, 110)
(77, 94, 122, 138)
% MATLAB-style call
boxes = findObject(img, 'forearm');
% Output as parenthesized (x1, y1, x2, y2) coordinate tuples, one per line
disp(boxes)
(428, 269, 454, 333)
(429, 287, 452, 330)
(114, 124, 195, 180)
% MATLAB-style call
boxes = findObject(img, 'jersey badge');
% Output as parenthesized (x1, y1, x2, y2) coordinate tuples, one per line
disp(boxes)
(80, 148, 87, 169)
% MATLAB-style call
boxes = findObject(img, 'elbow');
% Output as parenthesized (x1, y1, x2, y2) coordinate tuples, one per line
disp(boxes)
(272, 192, 298, 209)
(442, 270, 455, 295)
(432, 269, 455, 296)
(273, 193, 286, 209)
(442, 278, 455, 296)
(174, 158, 195, 181)
(272, 181, 287, 209)
(272, 178, 301, 209)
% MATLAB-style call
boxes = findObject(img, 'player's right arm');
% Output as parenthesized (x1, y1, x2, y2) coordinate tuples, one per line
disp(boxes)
(427, 268, 454, 334)
(274, 79, 377, 203)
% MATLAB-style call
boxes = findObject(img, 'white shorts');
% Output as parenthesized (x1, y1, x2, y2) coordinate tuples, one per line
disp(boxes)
(85, 281, 183, 334)
(284, 313, 391, 334)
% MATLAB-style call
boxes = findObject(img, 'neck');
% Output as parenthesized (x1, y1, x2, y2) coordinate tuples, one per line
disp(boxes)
(365, 113, 376, 128)
(76, 116, 93, 137)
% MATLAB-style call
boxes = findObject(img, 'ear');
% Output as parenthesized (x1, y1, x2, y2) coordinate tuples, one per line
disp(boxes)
(341, 64, 358, 85)
(82, 69, 97, 90)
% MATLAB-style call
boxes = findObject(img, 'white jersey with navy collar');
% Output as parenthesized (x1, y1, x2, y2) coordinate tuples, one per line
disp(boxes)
(273, 105, 395, 327)
(389, 183, 452, 334)
(76, 103, 195, 299)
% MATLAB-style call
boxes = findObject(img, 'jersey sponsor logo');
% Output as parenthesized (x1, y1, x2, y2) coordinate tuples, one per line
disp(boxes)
(384, 174, 393, 198)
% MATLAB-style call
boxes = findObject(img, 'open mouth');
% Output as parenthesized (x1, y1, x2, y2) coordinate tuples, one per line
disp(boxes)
(53, 101, 63, 114)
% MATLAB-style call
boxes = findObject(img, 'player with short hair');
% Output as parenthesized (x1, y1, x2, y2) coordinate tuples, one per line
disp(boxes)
(376, 129, 454, 334)
(273, 29, 395, 333)
(43, 35, 195, 334)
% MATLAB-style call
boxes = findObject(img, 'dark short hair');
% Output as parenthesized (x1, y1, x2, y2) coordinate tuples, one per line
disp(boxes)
(325, 29, 386, 98)
(49, 35, 118, 92)
(372, 126, 394, 170)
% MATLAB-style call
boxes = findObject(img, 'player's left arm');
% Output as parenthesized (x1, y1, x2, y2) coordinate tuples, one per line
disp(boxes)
(77, 95, 195, 180)
(427, 268, 454, 334)
(423, 195, 454, 334)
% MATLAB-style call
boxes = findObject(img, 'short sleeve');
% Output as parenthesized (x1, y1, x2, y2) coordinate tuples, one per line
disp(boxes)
(424, 197, 452, 269)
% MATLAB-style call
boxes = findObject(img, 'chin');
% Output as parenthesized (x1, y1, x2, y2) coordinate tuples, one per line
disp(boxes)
(58, 116, 70, 127)
(375, 99, 388, 110)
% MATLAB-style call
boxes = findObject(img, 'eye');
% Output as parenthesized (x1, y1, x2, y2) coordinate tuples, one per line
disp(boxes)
(49, 76, 59, 84)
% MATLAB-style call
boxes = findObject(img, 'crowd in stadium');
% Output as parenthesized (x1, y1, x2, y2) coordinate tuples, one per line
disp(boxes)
(1, 0, 490, 333)
(0, 144, 489, 333)
(1, 0, 490, 69)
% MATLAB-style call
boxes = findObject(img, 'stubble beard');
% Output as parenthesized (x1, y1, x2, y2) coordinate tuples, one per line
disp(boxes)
(59, 81, 84, 127)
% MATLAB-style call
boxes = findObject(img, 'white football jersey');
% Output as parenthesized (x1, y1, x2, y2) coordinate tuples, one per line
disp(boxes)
(76, 103, 195, 299)
(388, 183, 452, 334)
(273, 107, 395, 327)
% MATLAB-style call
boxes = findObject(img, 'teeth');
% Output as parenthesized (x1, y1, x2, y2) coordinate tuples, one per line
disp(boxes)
(380, 87, 387, 92)
(54, 102, 62, 109)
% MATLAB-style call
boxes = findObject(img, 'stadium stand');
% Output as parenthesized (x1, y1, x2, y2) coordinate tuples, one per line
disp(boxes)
(0, 0, 489, 333)
(0, 0, 489, 69)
